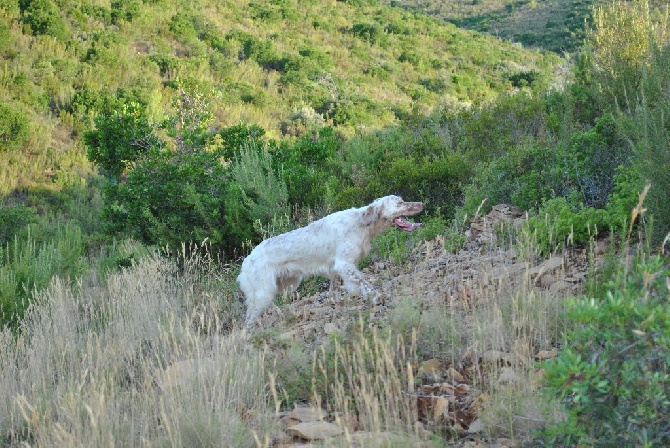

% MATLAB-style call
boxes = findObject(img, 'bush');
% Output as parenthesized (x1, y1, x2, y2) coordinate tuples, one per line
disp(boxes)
(563, 114, 629, 208)
(84, 102, 160, 179)
(229, 143, 289, 241)
(0, 220, 87, 329)
(542, 255, 670, 446)
(523, 197, 608, 256)
(110, 0, 140, 24)
(271, 126, 342, 207)
(459, 144, 562, 218)
(110, 149, 231, 253)
(351, 22, 383, 45)
(19, 0, 68, 39)
(218, 123, 267, 160)
(0, 205, 37, 245)
(0, 103, 30, 152)
(365, 152, 470, 217)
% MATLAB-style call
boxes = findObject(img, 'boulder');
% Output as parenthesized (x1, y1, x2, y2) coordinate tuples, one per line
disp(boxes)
(286, 421, 343, 440)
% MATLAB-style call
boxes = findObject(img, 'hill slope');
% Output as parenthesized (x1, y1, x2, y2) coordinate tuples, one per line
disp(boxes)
(0, 0, 558, 197)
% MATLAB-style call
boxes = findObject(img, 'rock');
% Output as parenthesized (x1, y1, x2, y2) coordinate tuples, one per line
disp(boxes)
(467, 418, 484, 433)
(535, 348, 558, 361)
(419, 359, 443, 382)
(469, 204, 525, 245)
(469, 393, 490, 414)
(332, 412, 358, 431)
(445, 367, 466, 384)
(286, 421, 342, 440)
(280, 330, 297, 341)
(288, 406, 327, 422)
(432, 396, 452, 422)
(348, 431, 395, 444)
(454, 383, 471, 395)
(323, 322, 339, 335)
(529, 256, 564, 279)
(497, 367, 521, 385)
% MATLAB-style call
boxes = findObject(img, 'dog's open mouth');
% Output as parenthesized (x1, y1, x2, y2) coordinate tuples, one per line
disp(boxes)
(393, 216, 422, 232)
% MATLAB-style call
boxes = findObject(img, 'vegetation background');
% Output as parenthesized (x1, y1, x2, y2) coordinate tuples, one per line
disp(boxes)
(0, 0, 668, 446)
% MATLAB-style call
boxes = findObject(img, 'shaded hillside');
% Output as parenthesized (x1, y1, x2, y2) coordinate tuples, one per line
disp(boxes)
(384, 0, 595, 53)
(385, 0, 669, 53)
(0, 0, 557, 197)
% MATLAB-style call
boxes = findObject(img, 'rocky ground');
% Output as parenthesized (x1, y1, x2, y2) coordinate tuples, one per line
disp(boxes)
(192, 205, 602, 446)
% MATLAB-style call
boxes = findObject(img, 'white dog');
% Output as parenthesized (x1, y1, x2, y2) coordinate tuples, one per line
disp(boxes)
(238, 195, 423, 326)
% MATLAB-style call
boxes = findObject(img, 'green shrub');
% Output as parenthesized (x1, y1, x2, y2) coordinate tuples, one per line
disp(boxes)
(84, 102, 160, 179)
(229, 142, 289, 240)
(0, 103, 30, 152)
(0, 17, 13, 56)
(218, 123, 267, 160)
(110, 0, 140, 24)
(459, 144, 562, 218)
(542, 255, 670, 446)
(0, 220, 87, 329)
(19, 0, 68, 39)
(563, 114, 630, 208)
(365, 152, 470, 217)
(110, 149, 231, 253)
(620, 39, 670, 244)
(271, 126, 342, 207)
(0, 205, 37, 245)
(524, 197, 608, 256)
(351, 22, 384, 45)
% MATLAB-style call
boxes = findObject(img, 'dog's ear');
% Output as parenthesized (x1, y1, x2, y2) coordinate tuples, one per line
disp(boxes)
(363, 203, 383, 225)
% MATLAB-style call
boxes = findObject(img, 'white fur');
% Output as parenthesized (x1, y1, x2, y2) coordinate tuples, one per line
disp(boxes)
(238, 195, 423, 326)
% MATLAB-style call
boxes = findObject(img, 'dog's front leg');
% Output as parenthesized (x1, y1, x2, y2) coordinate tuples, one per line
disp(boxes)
(333, 261, 380, 303)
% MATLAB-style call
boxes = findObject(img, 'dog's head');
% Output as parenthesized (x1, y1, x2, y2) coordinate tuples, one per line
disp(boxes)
(363, 195, 423, 236)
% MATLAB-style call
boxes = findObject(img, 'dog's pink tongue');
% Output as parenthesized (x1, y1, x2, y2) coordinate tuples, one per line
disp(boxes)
(394, 217, 422, 232)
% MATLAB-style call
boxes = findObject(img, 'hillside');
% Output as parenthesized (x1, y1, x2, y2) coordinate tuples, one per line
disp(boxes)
(0, 0, 557, 198)
(384, 0, 669, 53)
(0, 0, 669, 445)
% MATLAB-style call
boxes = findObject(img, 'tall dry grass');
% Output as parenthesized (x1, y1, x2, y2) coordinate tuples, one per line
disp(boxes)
(0, 253, 273, 447)
(311, 323, 427, 447)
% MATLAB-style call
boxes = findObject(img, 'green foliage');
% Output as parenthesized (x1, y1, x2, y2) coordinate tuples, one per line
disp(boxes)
(0, 205, 37, 245)
(605, 165, 644, 233)
(0, 219, 87, 329)
(351, 22, 384, 45)
(111, 149, 231, 252)
(523, 197, 608, 256)
(229, 143, 289, 240)
(460, 144, 561, 217)
(272, 126, 341, 207)
(84, 102, 160, 179)
(85, 90, 234, 254)
(218, 123, 267, 160)
(542, 255, 670, 446)
(367, 152, 469, 217)
(617, 22, 670, 244)
(588, 0, 666, 113)
(367, 214, 446, 265)
(0, 16, 13, 57)
(564, 114, 629, 208)
(18, 0, 68, 39)
(0, 103, 30, 152)
(110, 0, 141, 24)
(459, 91, 549, 164)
